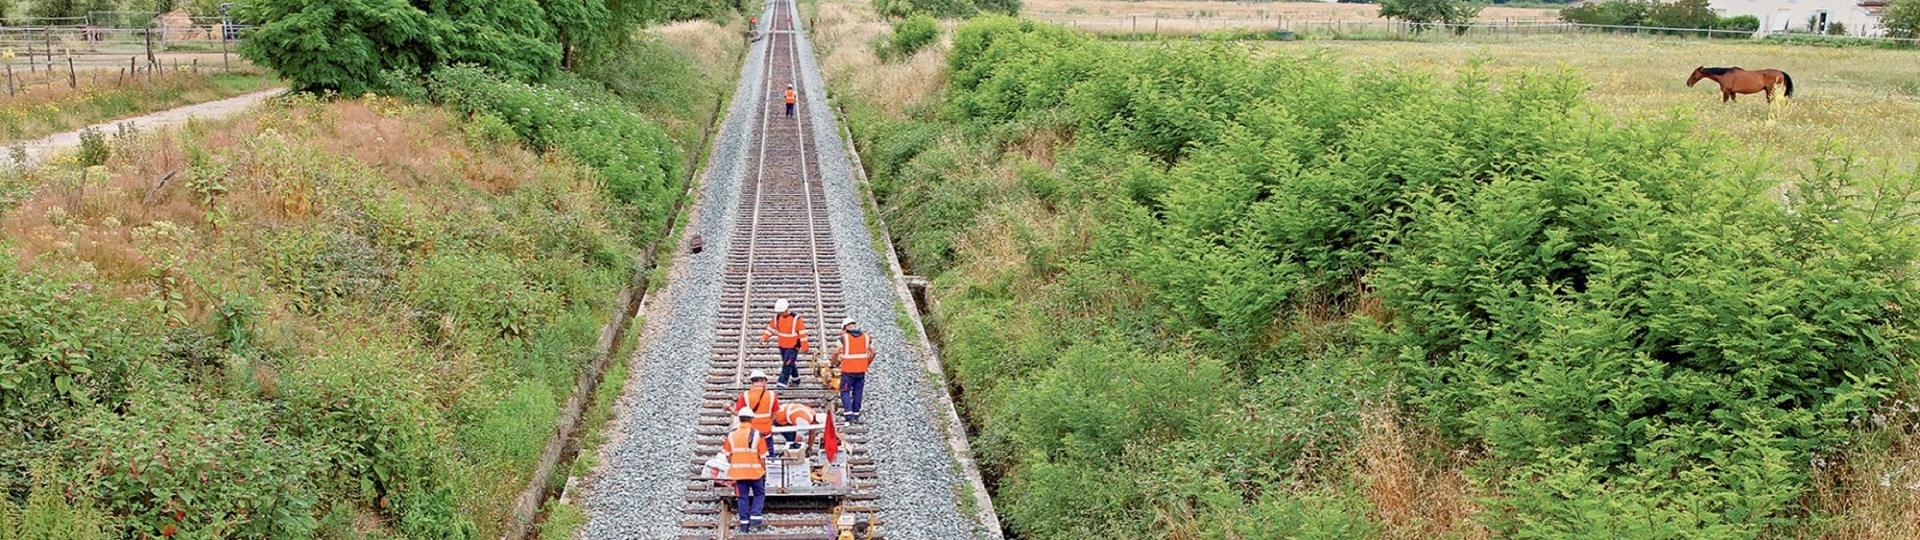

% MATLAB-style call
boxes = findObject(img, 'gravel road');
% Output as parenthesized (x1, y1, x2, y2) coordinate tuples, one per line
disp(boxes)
(11, 88, 283, 168)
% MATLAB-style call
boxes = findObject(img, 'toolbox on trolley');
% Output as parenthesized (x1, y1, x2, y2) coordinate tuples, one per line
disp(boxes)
(700, 421, 850, 498)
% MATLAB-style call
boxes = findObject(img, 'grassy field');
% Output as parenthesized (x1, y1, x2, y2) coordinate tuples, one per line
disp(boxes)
(1305, 35, 1920, 174)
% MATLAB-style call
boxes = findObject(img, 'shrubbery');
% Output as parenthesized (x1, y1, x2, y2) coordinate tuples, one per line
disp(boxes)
(878, 14, 940, 60)
(860, 17, 1920, 537)
(873, 0, 1018, 19)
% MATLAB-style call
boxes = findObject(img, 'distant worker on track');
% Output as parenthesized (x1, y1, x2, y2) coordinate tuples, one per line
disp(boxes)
(734, 370, 781, 457)
(722, 407, 768, 533)
(761, 299, 809, 388)
(832, 319, 873, 423)
(784, 83, 798, 117)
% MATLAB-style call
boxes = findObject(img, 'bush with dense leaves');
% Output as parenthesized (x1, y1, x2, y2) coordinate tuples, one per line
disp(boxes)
(860, 17, 1920, 538)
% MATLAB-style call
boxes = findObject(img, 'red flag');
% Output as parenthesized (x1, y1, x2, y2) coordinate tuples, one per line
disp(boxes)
(822, 410, 840, 462)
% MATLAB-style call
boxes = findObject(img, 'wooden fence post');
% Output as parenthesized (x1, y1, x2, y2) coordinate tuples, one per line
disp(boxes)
(68, 58, 76, 88)
(6, 65, 13, 96)
(222, 28, 231, 73)
(145, 29, 156, 67)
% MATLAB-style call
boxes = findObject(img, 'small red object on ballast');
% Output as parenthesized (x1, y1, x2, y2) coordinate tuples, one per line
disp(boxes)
(691, 235, 705, 254)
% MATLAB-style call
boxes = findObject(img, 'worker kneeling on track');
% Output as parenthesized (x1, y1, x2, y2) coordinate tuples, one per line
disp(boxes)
(775, 401, 823, 451)
(721, 407, 769, 533)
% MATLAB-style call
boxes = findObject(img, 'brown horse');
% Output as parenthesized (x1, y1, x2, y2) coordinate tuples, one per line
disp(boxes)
(1687, 67, 1795, 103)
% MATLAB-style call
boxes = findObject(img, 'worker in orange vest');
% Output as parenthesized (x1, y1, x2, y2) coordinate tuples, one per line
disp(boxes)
(760, 299, 809, 388)
(832, 319, 873, 422)
(733, 369, 780, 456)
(721, 406, 767, 533)
(774, 402, 819, 451)
(784, 83, 797, 117)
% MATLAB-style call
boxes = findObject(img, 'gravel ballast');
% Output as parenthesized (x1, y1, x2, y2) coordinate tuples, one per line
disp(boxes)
(577, 1, 987, 537)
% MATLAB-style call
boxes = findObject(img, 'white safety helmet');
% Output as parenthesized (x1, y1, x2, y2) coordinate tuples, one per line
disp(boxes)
(749, 369, 769, 382)
(737, 407, 754, 419)
(788, 83, 794, 89)
(774, 299, 790, 312)
(842, 319, 857, 328)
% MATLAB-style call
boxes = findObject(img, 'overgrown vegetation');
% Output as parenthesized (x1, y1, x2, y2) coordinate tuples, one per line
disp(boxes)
(0, 11, 737, 536)
(233, 0, 747, 93)
(877, 14, 941, 60)
(873, 0, 1018, 19)
(849, 16, 1920, 538)
(1377, 0, 1483, 32)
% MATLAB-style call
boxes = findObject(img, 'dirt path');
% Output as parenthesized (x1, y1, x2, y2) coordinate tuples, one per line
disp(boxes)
(13, 88, 283, 168)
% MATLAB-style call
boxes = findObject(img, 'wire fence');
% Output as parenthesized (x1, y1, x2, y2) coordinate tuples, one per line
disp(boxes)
(1043, 15, 1920, 46)
(2, 21, 251, 97)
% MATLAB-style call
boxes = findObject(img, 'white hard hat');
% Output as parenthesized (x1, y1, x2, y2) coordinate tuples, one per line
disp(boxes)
(737, 407, 754, 418)
(788, 83, 794, 88)
(774, 299, 789, 312)
(749, 369, 769, 381)
(842, 319, 857, 328)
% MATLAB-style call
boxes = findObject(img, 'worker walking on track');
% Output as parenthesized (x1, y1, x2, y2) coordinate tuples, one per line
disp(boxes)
(784, 83, 797, 117)
(735, 370, 781, 457)
(722, 407, 768, 533)
(760, 299, 809, 388)
(832, 320, 873, 423)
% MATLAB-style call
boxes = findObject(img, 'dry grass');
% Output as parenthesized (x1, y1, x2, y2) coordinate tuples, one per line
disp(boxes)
(1808, 394, 1920, 540)
(814, 0, 950, 118)
(1025, 0, 1558, 26)
(1356, 404, 1491, 540)
(1303, 35, 1920, 173)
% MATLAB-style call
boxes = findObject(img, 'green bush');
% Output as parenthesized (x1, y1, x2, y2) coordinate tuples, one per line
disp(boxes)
(880, 14, 940, 61)
(870, 18, 1920, 537)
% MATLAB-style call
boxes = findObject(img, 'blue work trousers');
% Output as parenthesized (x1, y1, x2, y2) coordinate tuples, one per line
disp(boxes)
(841, 372, 866, 415)
(777, 347, 800, 386)
(734, 478, 765, 531)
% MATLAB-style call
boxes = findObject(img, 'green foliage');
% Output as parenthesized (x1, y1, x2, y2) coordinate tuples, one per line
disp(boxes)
(24, 0, 120, 20)
(874, 0, 1016, 19)
(864, 17, 1920, 538)
(1559, 0, 1759, 32)
(427, 66, 682, 234)
(71, 394, 321, 537)
(75, 127, 108, 167)
(879, 14, 940, 61)
(1377, 0, 1485, 33)
(1886, 0, 1920, 39)
(1, 465, 109, 540)
(235, 0, 449, 95)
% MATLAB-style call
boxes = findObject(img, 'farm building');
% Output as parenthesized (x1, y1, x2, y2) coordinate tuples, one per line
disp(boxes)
(1709, 0, 1888, 36)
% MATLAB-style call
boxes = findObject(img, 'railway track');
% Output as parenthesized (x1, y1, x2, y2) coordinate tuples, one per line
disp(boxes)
(676, 2, 881, 538)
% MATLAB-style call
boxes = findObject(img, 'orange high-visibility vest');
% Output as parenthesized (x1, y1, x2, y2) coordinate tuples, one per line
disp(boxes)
(722, 427, 766, 480)
(777, 403, 815, 427)
(838, 332, 872, 374)
(762, 313, 807, 350)
(784, 88, 797, 105)
(738, 388, 777, 434)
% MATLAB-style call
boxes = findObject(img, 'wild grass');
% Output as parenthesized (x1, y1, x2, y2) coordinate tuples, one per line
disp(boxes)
(0, 70, 274, 144)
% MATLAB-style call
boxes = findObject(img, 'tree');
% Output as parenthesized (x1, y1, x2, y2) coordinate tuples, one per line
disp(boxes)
(1378, 0, 1484, 33)
(235, 0, 447, 95)
(1886, 0, 1920, 39)
(237, 0, 567, 94)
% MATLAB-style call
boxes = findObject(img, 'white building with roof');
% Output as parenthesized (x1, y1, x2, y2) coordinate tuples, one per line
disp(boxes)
(1709, 0, 1888, 36)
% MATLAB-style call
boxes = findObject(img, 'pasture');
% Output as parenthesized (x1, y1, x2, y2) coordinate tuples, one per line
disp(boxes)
(1305, 35, 1920, 174)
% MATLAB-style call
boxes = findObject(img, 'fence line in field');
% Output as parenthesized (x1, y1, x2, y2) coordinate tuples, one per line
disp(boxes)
(1044, 15, 1919, 45)
(2, 22, 251, 97)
